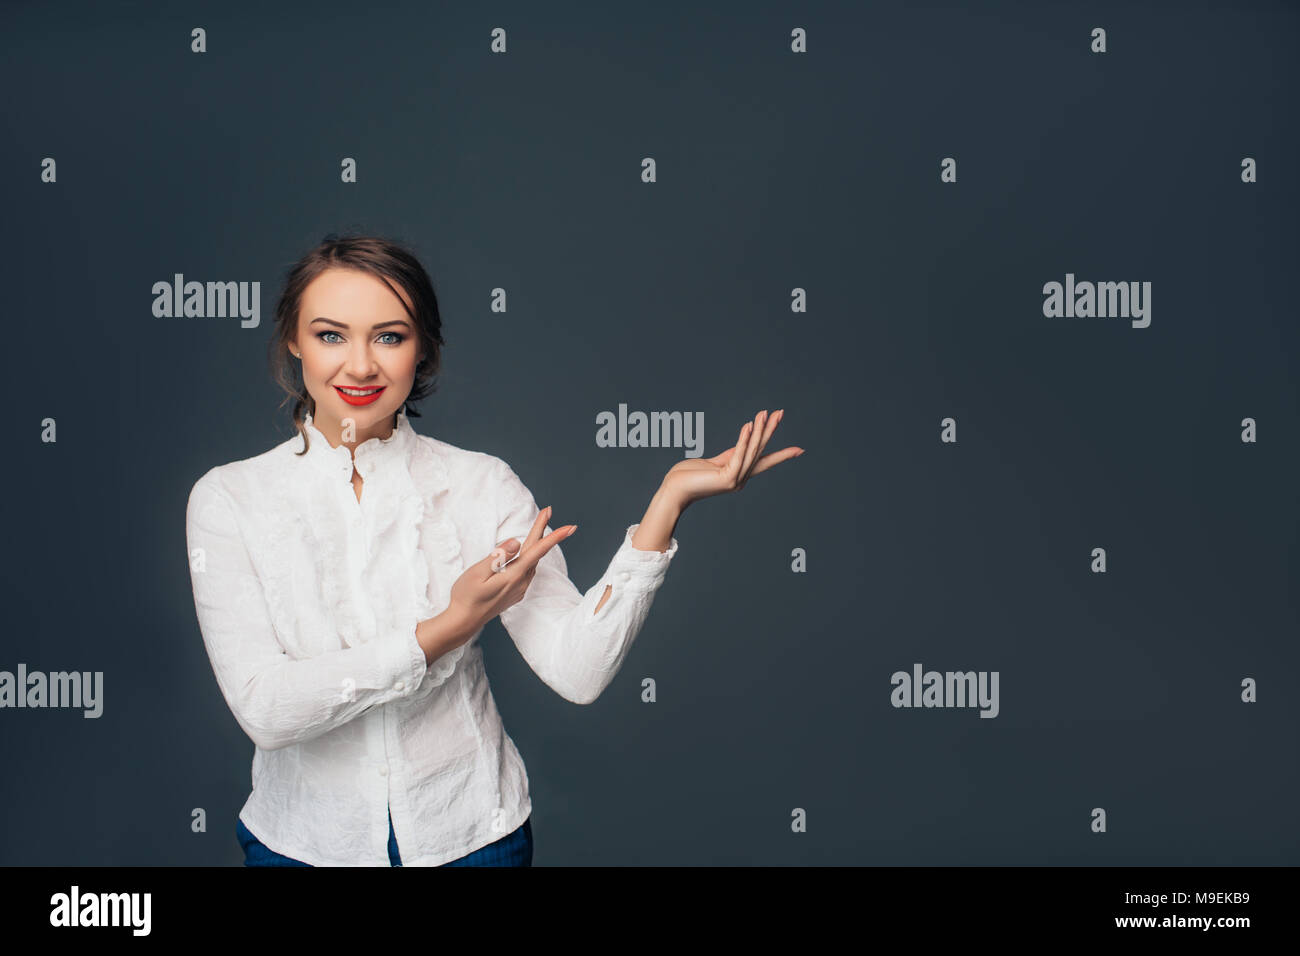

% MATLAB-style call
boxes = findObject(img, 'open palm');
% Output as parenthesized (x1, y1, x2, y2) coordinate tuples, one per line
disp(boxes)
(662, 409, 803, 507)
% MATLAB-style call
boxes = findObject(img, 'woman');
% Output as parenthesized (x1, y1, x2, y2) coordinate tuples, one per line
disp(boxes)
(185, 235, 803, 866)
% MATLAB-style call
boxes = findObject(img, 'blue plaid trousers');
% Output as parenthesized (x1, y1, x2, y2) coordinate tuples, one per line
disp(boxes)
(236, 808, 533, 867)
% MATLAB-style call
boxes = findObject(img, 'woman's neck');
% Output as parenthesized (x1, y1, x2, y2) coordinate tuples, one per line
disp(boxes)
(310, 411, 398, 454)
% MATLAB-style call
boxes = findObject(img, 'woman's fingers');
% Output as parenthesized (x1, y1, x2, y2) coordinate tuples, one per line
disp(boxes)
(737, 410, 770, 481)
(522, 506, 551, 553)
(744, 409, 782, 480)
(747, 445, 803, 478)
(487, 542, 515, 574)
(481, 508, 547, 578)
(724, 409, 793, 486)
(726, 422, 751, 484)
(515, 524, 575, 575)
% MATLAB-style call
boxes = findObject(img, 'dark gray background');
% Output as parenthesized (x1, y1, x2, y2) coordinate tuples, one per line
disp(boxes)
(2, 0, 1296, 865)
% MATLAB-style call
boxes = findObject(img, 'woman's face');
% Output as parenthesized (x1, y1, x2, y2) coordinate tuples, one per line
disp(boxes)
(290, 267, 424, 439)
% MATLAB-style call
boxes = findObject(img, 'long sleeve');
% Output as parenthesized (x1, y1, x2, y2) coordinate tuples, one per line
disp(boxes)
(186, 475, 429, 751)
(493, 458, 678, 705)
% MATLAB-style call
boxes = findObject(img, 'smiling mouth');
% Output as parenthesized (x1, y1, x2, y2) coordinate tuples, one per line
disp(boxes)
(334, 385, 387, 405)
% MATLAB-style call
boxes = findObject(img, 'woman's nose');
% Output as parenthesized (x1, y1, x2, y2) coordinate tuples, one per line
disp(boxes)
(346, 348, 379, 377)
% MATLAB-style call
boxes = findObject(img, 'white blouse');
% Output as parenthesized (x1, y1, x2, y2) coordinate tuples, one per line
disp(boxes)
(185, 409, 678, 866)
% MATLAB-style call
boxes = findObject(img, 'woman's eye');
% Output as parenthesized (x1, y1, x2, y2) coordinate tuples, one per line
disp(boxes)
(314, 331, 405, 345)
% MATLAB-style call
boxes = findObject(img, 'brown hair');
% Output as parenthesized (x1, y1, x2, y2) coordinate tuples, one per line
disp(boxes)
(267, 234, 445, 455)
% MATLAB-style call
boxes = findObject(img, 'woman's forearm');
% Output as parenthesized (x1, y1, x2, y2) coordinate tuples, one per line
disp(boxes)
(630, 483, 686, 552)
(416, 604, 476, 666)
(592, 484, 685, 615)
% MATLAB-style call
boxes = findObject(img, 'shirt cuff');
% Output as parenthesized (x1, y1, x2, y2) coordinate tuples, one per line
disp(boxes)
(605, 523, 679, 593)
(381, 621, 429, 698)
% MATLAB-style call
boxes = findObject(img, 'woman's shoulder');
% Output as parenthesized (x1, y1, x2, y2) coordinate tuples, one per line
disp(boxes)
(412, 432, 513, 486)
(187, 434, 300, 510)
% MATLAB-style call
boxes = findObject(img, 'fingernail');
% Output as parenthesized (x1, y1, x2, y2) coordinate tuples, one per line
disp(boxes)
(568, 525, 578, 535)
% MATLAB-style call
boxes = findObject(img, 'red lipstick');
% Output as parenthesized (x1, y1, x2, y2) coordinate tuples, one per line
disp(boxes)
(334, 385, 386, 406)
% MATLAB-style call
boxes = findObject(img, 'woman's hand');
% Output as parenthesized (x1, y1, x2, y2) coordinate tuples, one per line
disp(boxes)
(447, 506, 575, 635)
(659, 409, 803, 509)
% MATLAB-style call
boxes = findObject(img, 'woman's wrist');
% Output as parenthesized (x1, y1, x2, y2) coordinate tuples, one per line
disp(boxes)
(630, 484, 685, 552)
(415, 603, 477, 665)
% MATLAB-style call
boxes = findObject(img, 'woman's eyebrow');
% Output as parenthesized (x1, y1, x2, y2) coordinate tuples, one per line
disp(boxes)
(309, 317, 413, 331)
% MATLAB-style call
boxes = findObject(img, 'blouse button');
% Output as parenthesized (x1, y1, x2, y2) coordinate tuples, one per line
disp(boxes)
(619, 572, 631, 583)
(394, 681, 405, 692)
(378, 766, 389, 777)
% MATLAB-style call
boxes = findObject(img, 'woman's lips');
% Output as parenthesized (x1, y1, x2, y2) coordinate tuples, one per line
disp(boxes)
(334, 385, 386, 406)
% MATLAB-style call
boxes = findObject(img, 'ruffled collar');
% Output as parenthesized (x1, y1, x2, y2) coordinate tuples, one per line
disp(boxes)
(300, 408, 417, 483)
(269, 405, 467, 689)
